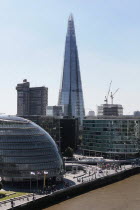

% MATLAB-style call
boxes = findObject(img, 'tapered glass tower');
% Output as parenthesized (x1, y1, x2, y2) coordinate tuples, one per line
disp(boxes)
(58, 14, 85, 123)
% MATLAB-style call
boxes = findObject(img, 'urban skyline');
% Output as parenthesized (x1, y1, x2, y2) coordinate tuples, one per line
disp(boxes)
(0, 1, 140, 115)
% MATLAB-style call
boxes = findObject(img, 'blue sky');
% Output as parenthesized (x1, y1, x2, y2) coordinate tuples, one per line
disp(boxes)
(0, 0, 140, 115)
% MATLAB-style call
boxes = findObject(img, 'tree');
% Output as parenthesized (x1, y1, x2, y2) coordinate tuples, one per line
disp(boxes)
(64, 147, 74, 157)
(0, 182, 3, 190)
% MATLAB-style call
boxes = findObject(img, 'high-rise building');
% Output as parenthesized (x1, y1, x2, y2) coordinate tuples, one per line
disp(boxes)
(16, 79, 30, 116)
(16, 79, 48, 116)
(29, 87, 48, 115)
(58, 14, 85, 123)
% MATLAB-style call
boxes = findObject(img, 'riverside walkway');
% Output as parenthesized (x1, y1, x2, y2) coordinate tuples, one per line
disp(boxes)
(0, 164, 134, 210)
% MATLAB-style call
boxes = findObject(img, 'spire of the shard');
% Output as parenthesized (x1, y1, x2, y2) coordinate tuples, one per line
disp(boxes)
(67, 13, 75, 36)
(69, 13, 73, 21)
(58, 14, 85, 124)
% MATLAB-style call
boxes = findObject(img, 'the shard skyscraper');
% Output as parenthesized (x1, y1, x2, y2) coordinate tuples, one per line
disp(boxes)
(58, 14, 85, 123)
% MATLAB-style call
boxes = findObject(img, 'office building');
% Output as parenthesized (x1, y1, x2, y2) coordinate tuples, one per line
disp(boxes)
(16, 80, 48, 116)
(58, 15, 85, 123)
(0, 115, 64, 182)
(21, 115, 79, 153)
(82, 116, 139, 159)
(97, 104, 123, 116)
(59, 118, 79, 152)
(16, 79, 30, 116)
(134, 111, 140, 117)
(47, 106, 64, 117)
(87, 111, 95, 117)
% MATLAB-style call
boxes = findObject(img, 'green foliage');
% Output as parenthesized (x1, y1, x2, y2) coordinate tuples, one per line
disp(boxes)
(0, 191, 28, 201)
(64, 147, 74, 157)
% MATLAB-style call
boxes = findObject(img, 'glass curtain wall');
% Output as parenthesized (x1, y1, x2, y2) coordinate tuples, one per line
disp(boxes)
(82, 119, 140, 159)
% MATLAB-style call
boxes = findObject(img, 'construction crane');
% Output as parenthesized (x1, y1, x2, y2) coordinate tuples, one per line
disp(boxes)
(110, 88, 119, 104)
(104, 81, 112, 104)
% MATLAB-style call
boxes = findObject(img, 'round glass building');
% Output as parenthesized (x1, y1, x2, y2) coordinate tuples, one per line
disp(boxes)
(0, 115, 64, 182)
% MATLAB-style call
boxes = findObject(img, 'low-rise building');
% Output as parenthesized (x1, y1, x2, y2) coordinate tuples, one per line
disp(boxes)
(87, 111, 95, 117)
(134, 111, 140, 117)
(0, 115, 64, 182)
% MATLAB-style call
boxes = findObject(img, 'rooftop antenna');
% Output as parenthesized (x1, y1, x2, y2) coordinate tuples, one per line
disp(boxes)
(110, 88, 119, 104)
(104, 81, 112, 104)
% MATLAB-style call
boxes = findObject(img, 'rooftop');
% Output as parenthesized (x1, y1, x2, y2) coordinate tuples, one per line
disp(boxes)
(0, 115, 29, 123)
(84, 115, 140, 120)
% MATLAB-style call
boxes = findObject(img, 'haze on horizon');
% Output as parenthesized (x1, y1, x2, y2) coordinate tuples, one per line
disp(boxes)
(0, 0, 140, 115)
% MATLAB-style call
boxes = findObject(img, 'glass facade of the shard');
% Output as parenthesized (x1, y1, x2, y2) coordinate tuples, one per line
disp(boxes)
(58, 15, 85, 123)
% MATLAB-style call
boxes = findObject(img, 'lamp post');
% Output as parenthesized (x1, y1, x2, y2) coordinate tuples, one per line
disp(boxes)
(30, 172, 35, 192)
(30, 174, 31, 192)
(36, 171, 41, 192)
(43, 171, 48, 190)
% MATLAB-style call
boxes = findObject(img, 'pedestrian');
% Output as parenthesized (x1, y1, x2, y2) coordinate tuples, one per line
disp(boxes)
(33, 193, 35, 201)
(11, 200, 14, 209)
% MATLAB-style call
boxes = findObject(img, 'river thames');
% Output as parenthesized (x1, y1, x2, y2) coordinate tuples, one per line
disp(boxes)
(45, 174, 140, 210)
